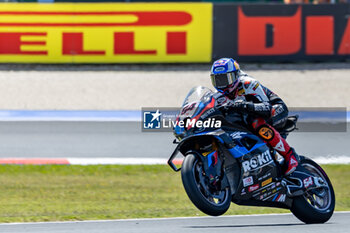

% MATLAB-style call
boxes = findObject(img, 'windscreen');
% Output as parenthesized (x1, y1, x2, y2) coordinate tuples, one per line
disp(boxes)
(179, 86, 213, 119)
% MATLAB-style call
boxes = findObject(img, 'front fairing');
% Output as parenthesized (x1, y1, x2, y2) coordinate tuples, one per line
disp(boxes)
(174, 86, 218, 139)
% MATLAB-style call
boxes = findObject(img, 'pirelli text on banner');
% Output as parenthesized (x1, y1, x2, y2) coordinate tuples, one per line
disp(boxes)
(0, 3, 212, 63)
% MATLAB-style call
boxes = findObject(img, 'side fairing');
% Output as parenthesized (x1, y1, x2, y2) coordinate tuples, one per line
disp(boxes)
(226, 131, 292, 208)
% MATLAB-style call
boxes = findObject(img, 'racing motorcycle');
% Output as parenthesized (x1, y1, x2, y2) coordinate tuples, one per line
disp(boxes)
(168, 86, 335, 224)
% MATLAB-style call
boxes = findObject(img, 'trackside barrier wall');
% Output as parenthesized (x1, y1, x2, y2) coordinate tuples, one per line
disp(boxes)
(0, 3, 349, 63)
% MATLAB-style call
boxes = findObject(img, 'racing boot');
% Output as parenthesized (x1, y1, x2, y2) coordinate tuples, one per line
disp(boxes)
(251, 118, 299, 176)
(283, 148, 299, 176)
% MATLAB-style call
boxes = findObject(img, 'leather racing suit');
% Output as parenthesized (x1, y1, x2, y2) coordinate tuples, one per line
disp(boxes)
(218, 71, 299, 175)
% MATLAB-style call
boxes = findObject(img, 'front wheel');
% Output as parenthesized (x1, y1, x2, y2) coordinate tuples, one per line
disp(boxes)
(291, 157, 335, 224)
(181, 153, 231, 216)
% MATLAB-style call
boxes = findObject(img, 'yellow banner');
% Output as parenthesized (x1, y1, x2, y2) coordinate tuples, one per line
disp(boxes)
(0, 3, 212, 63)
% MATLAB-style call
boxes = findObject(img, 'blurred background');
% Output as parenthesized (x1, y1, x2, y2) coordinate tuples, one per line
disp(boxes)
(0, 0, 348, 161)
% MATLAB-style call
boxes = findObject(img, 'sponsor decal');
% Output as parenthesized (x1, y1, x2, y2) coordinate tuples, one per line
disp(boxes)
(241, 188, 246, 195)
(253, 180, 278, 199)
(202, 151, 213, 157)
(261, 178, 272, 187)
(214, 59, 228, 66)
(243, 176, 254, 187)
(252, 191, 260, 198)
(0, 3, 212, 63)
(276, 194, 286, 202)
(216, 96, 227, 105)
(237, 88, 245, 96)
(290, 157, 298, 166)
(271, 186, 281, 194)
(252, 82, 259, 91)
(242, 150, 273, 172)
(258, 127, 274, 140)
(303, 177, 314, 189)
(254, 104, 270, 112)
(181, 103, 196, 115)
(200, 108, 215, 119)
(258, 172, 271, 181)
(271, 105, 284, 117)
(261, 189, 284, 201)
(230, 131, 247, 140)
(274, 140, 286, 152)
(207, 151, 218, 167)
(248, 184, 259, 192)
(214, 67, 225, 72)
(273, 118, 287, 127)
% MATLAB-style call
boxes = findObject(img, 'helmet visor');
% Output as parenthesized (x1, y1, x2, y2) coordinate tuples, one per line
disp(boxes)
(211, 72, 235, 90)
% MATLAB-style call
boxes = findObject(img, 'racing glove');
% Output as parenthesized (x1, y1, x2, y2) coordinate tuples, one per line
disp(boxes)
(227, 100, 272, 118)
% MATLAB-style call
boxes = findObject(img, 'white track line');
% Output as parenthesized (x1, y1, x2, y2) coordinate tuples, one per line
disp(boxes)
(313, 156, 350, 164)
(0, 211, 349, 225)
(67, 158, 169, 165)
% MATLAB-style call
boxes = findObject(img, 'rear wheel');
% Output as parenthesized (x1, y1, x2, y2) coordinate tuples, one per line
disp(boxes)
(181, 153, 231, 216)
(291, 157, 335, 224)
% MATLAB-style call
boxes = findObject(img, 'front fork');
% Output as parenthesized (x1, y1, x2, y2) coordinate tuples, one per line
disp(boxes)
(197, 140, 225, 191)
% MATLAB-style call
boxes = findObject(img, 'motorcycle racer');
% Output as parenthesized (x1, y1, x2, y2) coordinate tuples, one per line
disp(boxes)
(210, 58, 299, 175)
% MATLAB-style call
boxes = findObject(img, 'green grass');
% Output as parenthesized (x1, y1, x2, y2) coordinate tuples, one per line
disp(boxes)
(0, 164, 348, 223)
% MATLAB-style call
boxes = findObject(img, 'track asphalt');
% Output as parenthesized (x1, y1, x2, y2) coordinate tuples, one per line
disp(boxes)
(0, 122, 348, 162)
(0, 212, 348, 233)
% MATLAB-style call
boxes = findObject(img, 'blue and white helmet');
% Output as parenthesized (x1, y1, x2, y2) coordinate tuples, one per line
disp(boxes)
(210, 58, 240, 92)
